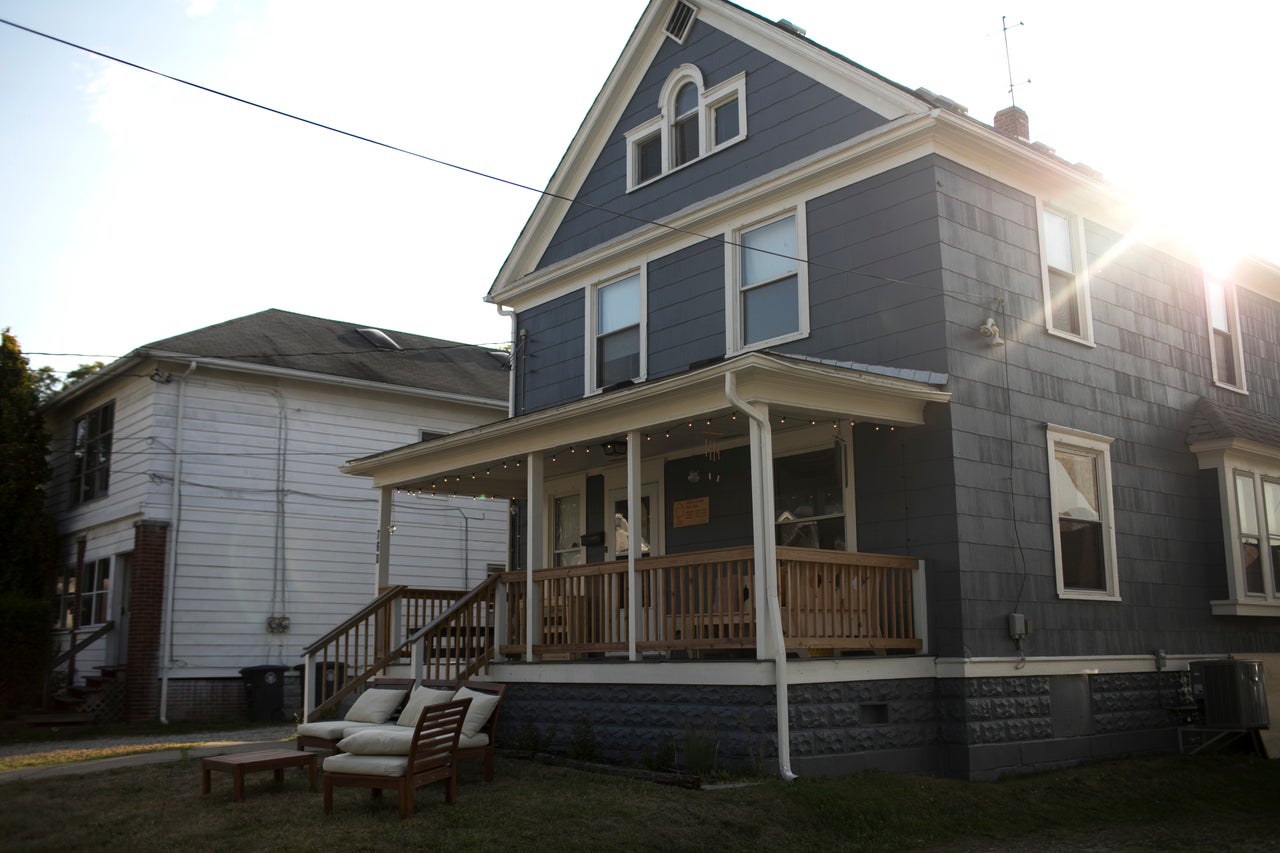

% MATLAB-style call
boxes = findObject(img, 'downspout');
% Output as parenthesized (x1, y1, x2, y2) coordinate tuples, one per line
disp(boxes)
(159, 360, 197, 723)
(496, 305, 516, 418)
(724, 372, 797, 781)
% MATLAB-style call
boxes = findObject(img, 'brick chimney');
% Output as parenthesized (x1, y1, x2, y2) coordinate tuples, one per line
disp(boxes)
(994, 105, 1029, 141)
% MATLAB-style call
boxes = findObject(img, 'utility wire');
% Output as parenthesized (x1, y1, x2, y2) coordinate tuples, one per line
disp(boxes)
(0, 16, 976, 300)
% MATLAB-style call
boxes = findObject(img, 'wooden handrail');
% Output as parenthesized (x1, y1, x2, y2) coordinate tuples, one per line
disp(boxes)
(405, 574, 499, 682)
(301, 585, 406, 656)
(49, 620, 114, 669)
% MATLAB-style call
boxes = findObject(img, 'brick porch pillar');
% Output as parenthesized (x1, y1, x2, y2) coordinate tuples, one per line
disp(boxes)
(125, 520, 169, 722)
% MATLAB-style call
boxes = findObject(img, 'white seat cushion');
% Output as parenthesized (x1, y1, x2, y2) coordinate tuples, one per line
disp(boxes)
(396, 686, 457, 727)
(338, 726, 490, 756)
(323, 752, 408, 777)
(343, 688, 407, 724)
(454, 686, 501, 738)
(296, 720, 379, 740)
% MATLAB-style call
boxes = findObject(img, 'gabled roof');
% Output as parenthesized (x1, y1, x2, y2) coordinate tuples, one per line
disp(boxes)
(1187, 397, 1280, 450)
(486, 0, 932, 304)
(48, 309, 509, 408)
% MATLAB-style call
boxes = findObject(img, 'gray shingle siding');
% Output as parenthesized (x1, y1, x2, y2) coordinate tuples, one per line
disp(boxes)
(935, 156, 1280, 659)
(538, 19, 889, 269)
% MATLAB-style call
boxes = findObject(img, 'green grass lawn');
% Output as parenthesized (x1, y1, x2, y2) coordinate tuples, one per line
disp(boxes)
(2, 751, 1278, 851)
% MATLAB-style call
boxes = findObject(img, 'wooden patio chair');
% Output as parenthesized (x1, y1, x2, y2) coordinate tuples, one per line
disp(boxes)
(322, 697, 471, 819)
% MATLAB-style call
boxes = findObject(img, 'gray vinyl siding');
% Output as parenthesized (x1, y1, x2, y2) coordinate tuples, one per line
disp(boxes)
(933, 157, 1280, 660)
(791, 156, 948, 372)
(515, 290, 585, 415)
(647, 237, 726, 379)
(539, 19, 889, 269)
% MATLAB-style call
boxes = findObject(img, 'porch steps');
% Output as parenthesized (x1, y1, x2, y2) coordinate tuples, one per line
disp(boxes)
(15, 711, 96, 728)
(49, 666, 127, 723)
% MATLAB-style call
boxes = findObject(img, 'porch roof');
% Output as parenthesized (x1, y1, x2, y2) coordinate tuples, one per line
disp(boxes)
(342, 351, 949, 498)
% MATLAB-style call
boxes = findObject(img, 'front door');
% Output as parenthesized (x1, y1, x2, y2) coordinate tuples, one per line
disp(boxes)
(108, 552, 132, 666)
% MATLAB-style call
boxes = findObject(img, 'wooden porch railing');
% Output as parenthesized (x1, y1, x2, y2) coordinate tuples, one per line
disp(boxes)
(403, 574, 499, 683)
(299, 586, 464, 720)
(499, 546, 921, 658)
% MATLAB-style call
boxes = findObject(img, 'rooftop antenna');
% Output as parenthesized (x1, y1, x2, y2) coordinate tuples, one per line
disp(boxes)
(1001, 16, 1030, 106)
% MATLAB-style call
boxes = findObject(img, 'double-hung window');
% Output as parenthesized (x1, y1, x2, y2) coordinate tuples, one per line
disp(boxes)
(1229, 471, 1280, 603)
(71, 401, 114, 504)
(1205, 275, 1246, 392)
(552, 493, 584, 567)
(625, 65, 746, 190)
(731, 210, 808, 351)
(591, 272, 643, 390)
(1040, 206, 1093, 344)
(80, 557, 111, 626)
(1046, 425, 1119, 600)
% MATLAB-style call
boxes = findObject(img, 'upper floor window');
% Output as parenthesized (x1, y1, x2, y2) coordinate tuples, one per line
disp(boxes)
(625, 65, 746, 190)
(72, 401, 114, 504)
(1206, 275, 1247, 392)
(589, 271, 644, 391)
(1039, 206, 1093, 344)
(1046, 425, 1119, 600)
(730, 210, 809, 351)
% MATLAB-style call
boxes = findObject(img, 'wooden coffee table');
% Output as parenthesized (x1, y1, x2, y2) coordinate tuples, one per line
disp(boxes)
(202, 748, 318, 801)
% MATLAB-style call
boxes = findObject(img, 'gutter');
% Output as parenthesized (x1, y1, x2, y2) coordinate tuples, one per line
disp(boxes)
(159, 360, 197, 723)
(724, 371, 797, 782)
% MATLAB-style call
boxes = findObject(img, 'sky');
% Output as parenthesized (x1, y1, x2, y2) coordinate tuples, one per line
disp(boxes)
(2, 0, 1278, 379)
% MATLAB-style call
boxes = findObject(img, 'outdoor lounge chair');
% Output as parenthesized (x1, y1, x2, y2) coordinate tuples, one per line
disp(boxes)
(322, 696, 471, 819)
(294, 685, 407, 752)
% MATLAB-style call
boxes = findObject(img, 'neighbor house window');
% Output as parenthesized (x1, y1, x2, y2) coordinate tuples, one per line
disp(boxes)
(53, 564, 77, 629)
(79, 557, 111, 627)
(590, 272, 644, 390)
(71, 401, 114, 504)
(625, 65, 746, 190)
(731, 210, 808, 350)
(1040, 207, 1093, 344)
(1206, 275, 1246, 392)
(1046, 425, 1118, 600)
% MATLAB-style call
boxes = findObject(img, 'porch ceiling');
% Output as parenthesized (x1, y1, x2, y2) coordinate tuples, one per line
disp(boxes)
(342, 352, 949, 498)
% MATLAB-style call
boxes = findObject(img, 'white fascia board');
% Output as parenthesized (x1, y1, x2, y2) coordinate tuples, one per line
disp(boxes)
(496, 111, 942, 310)
(1189, 437, 1280, 467)
(487, 0, 929, 304)
(343, 352, 949, 489)
(40, 354, 146, 412)
(699, 2, 926, 121)
(142, 352, 507, 411)
(933, 654, 1190, 678)
(488, 2, 669, 302)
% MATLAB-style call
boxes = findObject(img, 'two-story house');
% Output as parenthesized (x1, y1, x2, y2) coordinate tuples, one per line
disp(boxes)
(45, 309, 510, 723)
(343, 0, 1280, 778)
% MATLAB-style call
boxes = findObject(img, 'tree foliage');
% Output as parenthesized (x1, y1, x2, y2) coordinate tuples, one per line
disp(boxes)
(0, 328, 58, 600)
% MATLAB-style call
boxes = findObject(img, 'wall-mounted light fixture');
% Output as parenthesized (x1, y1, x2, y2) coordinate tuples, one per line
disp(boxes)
(979, 317, 1005, 346)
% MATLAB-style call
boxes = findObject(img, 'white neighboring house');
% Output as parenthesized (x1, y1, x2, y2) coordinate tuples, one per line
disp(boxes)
(43, 309, 510, 723)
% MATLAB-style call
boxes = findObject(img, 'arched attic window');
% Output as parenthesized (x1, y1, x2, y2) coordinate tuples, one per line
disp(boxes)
(625, 63, 746, 190)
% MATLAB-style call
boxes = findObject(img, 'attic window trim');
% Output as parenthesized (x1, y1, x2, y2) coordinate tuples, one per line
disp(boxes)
(625, 66, 747, 192)
(664, 1, 697, 43)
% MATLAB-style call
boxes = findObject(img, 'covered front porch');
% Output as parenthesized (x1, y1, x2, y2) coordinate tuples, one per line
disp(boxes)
(343, 352, 947, 664)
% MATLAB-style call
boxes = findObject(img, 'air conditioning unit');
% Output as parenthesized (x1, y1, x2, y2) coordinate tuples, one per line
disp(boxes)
(1189, 659, 1270, 729)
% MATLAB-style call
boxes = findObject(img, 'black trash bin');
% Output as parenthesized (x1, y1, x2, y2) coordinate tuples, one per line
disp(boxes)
(308, 661, 347, 708)
(240, 664, 288, 722)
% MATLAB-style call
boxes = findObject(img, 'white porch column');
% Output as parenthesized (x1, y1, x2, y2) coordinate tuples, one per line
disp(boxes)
(524, 453, 545, 662)
(626, 430, 641, 661)
(746, 405, 780, 661)
(376, 485, 393, 595)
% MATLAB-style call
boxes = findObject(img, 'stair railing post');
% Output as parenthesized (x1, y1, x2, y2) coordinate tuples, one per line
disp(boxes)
(302, 651, 315, 723)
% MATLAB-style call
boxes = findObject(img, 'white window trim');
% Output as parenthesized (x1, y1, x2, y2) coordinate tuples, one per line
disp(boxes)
(1204, 274, 1248, 394)
(547, 483, 587, 568)
(725, 206, 810, 355)
(625, 66, 746, 191)
(584, 268, 647, 395)
(1038, 203, 1095, 346)
(1046, 424, 1120, 601)
(1195, 443, 1280, 616)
